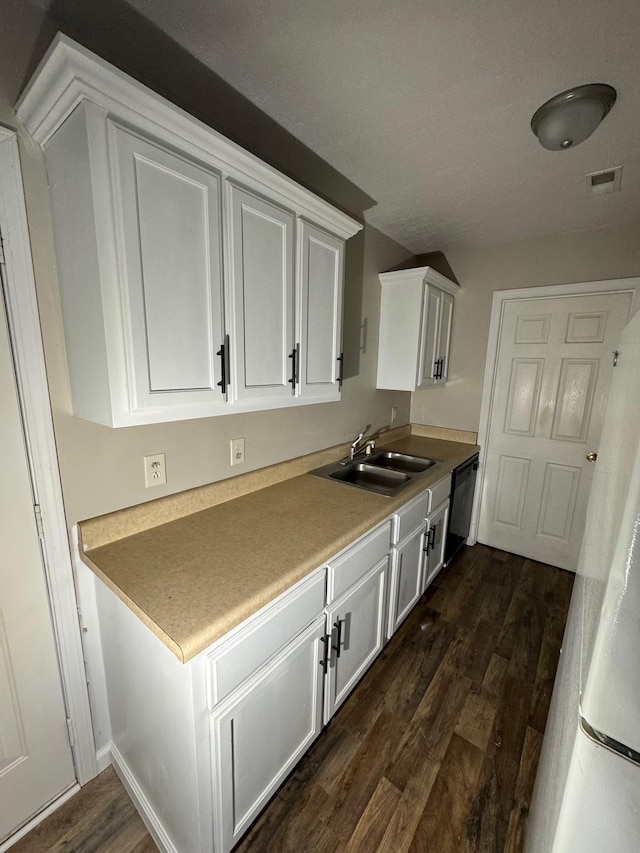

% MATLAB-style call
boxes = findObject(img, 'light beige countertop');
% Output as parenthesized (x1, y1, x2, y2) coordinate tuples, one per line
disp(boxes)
(79, 433, 478, 663)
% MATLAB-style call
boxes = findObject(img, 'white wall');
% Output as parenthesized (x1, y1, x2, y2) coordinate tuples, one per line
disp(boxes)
(411, 222, 640, 432)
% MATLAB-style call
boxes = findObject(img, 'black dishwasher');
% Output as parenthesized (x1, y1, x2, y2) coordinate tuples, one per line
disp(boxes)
(444, 453, 479, 565)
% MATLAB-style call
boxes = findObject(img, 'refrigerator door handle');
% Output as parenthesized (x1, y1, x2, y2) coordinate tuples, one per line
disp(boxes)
(580, 715, 640, 767)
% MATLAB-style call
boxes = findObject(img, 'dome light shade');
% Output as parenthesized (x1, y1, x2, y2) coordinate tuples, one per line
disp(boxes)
(531, 84, 617, 151)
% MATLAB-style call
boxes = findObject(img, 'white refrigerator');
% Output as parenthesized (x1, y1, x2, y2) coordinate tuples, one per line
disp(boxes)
(526, 308, 640, 852)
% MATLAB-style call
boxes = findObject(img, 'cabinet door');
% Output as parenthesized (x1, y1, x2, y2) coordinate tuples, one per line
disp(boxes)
(435, 290, 454, 385)
(299, 221, 344, 401)
(388, 522, 426, 638)
(112, 123, 226, 414)
(211, 615, 325, 853)
(417, 284, 441, 389)
(228, 185, 295, 404)
(324, 557, 388, 722)
(423, 500, 450, 591)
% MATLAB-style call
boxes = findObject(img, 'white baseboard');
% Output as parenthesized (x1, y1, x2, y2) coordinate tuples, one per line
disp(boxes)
(0, 785, 80, 852)
(96, 743, 112, 773)
(108, 742, 178, 853)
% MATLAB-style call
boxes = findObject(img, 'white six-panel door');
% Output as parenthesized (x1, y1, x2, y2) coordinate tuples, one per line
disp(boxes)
(0, 264, 75, 844)
(478, 292, 632, 569)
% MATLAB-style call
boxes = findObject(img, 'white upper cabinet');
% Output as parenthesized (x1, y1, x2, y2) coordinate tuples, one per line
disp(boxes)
(113, 123, 226, 410)
(16, 35, 361, 426)
(228, 185, 296, 404)
(299, 221, 345, 401)
(377, 266, 459, 392)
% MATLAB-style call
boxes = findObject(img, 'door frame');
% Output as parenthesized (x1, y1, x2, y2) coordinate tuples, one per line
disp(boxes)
(0, 129, 96, 787)
(470, 278, 640, 546)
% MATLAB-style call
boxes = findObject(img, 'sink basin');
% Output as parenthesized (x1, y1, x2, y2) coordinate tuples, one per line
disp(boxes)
(310, 448, 440, 496)
(328, 463, 410, 495)
(367, 451, 436, 474)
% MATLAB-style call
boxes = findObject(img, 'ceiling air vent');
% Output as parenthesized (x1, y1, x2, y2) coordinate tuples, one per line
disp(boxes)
(586, 166, 622, 196)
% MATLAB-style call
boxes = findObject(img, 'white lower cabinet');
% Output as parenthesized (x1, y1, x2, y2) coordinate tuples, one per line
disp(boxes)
(324, 557, 388, 721)
(89, 468, 470, 853)
(388, 522, 426, 637)
(210, 615, 326, 853)
(423, 499, 450, 591)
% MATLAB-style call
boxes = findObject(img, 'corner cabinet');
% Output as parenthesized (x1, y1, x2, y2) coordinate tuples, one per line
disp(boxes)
(376, 266, 459, 392)
(16, 35, 361, 426)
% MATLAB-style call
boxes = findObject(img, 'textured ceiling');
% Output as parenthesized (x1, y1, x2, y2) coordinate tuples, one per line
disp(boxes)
(31, 0, 640, 252)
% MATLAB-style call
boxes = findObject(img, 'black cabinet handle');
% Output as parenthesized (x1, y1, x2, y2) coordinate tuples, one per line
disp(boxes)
(337, 352, 344, 389)
(319, 634, 331, 672)
(332, 619, 343, 659)
(288, 343, 299, 391)
(216, 334, 230, 397)
(424, 525, 437, 555)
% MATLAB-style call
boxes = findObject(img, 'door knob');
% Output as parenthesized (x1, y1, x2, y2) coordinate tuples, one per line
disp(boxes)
(586, 452, 598, 462)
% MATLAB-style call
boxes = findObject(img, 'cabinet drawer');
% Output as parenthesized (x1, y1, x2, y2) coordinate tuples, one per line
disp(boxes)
(430, 474, 452, 512)
(207, 568, 325, 707)
(394, 489, 430, 543)
(326, 520, 392, 603)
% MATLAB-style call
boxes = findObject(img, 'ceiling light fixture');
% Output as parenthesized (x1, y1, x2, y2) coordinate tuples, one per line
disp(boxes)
(531, 83, 617, 151)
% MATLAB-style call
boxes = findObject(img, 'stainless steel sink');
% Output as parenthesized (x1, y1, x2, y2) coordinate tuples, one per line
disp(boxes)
(367, 451, 436, 473)
(328, 462, 410, 495)
(310, 450, 439, 496)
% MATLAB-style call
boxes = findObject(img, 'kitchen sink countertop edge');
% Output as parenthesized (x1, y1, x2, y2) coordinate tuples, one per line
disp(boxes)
(79, 434, 478, 663)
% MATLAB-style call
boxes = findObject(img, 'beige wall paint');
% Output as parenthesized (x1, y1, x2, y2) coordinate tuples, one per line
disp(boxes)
(46, 217, 411, 525)
(410, 222, 640, 432)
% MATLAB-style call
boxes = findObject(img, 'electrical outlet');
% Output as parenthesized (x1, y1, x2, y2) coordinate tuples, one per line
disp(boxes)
(391, 406, 398, 424)
(230, 437, 245, 466)
(144, 453, 166, 488)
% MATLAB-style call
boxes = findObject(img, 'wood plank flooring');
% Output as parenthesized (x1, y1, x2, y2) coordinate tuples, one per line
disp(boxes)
(9, 765, 155, 852)
(13, 544, 573, 853)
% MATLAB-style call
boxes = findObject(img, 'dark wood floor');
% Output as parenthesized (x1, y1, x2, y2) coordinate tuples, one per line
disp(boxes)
(14, 544, 573, 853)
(10, 764, 155, 852)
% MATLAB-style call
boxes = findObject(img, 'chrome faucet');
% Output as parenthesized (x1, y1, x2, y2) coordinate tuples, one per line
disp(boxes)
(349, 430, 376, 460)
